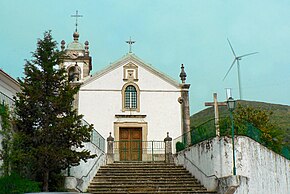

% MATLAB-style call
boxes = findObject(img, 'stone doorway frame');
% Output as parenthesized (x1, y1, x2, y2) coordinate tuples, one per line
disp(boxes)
(114, 121, 148, 143)
(113, 120, 148, 161)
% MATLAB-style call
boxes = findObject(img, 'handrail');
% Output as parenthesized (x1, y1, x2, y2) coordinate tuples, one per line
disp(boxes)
(90, 129, 105, 151)
(183, 153, 218, 179)
(75, 149, 105, 192)
(82, 119, 105, 152)
(177, 117, 289, 160)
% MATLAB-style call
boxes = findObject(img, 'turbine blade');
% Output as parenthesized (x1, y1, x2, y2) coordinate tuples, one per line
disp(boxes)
(223, 59, 237, 81)
(239, 52, 258, 58)
(227, 38, 237, 57)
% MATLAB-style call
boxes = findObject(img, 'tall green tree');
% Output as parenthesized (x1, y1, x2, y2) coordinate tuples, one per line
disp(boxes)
(13, 31, 94, 191)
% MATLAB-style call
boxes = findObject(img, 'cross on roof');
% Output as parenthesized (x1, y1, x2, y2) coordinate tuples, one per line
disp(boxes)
(126, 37, 136, 53)
(71, 10, 83, 32)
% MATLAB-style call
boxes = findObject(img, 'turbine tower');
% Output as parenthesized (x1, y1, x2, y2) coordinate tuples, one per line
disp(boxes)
(223, 39, 258, 100)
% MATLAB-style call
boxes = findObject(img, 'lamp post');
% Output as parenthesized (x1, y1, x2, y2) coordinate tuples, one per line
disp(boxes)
(227, 97, 236, 175)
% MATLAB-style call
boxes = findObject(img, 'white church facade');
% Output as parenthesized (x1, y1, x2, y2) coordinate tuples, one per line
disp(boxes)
(79, 53, 184, 141)
(60, 31, 191, 161)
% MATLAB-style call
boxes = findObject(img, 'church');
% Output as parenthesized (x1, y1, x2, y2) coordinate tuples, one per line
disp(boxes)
(59, 30, 191, 160)
(60, 30, 290, 194)
(1, 29, 289, 194)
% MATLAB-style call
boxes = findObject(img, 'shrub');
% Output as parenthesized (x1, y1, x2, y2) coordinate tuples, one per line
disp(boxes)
(176, 141, 185, 152)
(0, 173, 41, 194)
(48, 172, 67, 192)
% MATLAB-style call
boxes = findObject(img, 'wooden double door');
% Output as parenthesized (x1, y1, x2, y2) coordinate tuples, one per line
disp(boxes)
(119, 127, 142, 161)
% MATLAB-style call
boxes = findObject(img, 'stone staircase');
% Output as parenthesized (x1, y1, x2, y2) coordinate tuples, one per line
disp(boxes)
(88, 162, 217, 194)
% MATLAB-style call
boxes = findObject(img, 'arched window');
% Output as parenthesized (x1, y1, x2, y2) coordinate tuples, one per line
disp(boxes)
(68, 67, 75, 82)
(122, 83, 140, 112)
(68, 65, 80, 82)
(125, 85, 137, 109)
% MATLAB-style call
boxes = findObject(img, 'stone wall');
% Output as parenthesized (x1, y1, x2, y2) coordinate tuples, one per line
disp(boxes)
(174, 136, 290, 194)
(65, 142, 106, 192)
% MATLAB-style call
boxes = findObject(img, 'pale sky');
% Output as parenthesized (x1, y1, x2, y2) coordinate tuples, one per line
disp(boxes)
(1, 0, 290, 114)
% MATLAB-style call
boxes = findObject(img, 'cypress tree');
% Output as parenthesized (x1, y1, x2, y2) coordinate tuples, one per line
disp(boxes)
(13, 31, 94, 191)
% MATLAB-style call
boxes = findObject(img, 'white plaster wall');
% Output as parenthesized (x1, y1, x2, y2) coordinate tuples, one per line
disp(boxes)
(79, 59, 182, 141)
(78, 91, 120, 138)
(82, 65, 124, 90)
(137, 65, 179, 90)
(234, 176, 250, 194)
(237, 137, 290, 194)
(69, 142, 106, 192)
(141, 91, 181, 140)
(175, 136, 290, 194)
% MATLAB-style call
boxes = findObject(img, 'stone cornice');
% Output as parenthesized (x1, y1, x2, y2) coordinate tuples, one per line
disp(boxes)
(115, 114, 147, 118)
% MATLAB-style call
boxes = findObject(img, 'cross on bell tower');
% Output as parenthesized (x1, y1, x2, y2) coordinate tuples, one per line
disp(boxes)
(71, 10, 83, 32)
(126, 37, 136, 53)
(60, 10, 92, 84)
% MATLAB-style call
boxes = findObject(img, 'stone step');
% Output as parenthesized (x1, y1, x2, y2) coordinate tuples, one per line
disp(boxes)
(107, 162, 177, 166)
(95, 173, 192, 179)
(101, 165, 183, 169)
(100, 165, 185, 169)
(94, 176, 197, 180)
(91, 177, 200, 184)
(90, 181, 203, 186)
(113, 161, 166, 164)
(89, 187, 207, 192)
(98, 169, 188, 173)
(104, 165, 181, 169)
(88, 162, 217, 194)
(107, 162, 176, 164)
(88, 189, 214, 194)
(95, 173, 194, 177)
(89, 184, 206, 188)
(91, 179, 199, 184)
(88, 192, 216, 194)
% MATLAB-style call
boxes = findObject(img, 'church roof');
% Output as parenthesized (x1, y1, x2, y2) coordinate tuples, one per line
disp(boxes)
(82, 53, 180, 88)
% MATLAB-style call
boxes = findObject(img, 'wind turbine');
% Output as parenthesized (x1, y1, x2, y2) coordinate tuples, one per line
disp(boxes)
(223, 38, 258, 100)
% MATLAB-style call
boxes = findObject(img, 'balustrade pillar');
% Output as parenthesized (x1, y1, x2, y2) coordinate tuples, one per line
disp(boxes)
(107, 132, 114, 164)
(164, 132, 173, 163)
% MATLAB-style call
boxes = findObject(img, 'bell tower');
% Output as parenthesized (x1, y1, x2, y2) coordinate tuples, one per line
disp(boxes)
(59, 11, 92, 82)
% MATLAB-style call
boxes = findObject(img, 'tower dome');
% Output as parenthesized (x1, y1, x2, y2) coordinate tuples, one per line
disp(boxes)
(67, 31, 84, 50)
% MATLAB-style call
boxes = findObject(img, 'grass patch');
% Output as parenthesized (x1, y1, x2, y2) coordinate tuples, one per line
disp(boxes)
(0, 173, 41, 194)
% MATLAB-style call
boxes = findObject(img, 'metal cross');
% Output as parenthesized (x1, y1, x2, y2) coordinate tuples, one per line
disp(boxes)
(71, 10, 83, 32)
(126, 37, 136, 53)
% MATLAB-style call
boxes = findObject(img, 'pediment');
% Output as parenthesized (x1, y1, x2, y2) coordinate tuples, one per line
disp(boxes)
(124, 62, 138, 69)
(82, 53, 180, 88)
